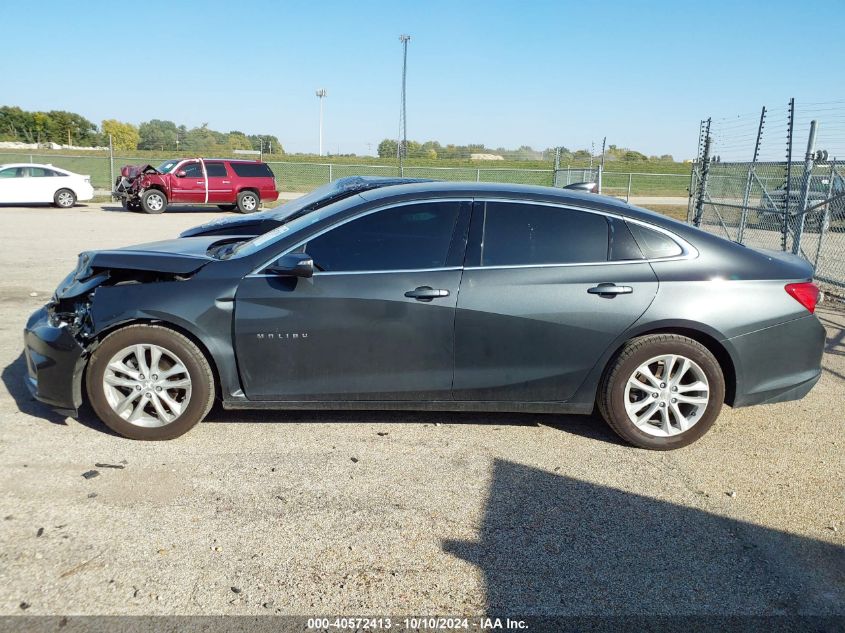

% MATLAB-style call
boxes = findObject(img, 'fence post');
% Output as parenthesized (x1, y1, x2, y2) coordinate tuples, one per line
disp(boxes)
(476, 168, 480, 182)
(738, 107, 766, 244)
(813, 160, 836, 272)
(567, 166, 571, 185)
(626, 173, 632, 203)
(782, 98, 795, 250)
(793, 120, 817, 255)
(693, 129, 712, 228)
(597, 164, 603, 194)
(328, 163, 333, 183)
(108, 134, 114, 193)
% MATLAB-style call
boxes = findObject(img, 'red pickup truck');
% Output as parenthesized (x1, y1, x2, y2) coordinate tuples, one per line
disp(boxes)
(113, 158, 279, 214)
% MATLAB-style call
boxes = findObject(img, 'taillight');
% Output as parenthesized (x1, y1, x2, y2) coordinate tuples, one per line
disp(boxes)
(785, 282, 820, 313)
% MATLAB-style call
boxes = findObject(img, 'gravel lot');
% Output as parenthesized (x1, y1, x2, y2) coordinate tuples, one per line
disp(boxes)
(0, 203, 842, 617)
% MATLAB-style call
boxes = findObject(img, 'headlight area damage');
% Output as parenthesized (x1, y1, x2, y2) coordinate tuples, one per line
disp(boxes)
(112, 164, 164, 209)
(24, 248, 209, 416)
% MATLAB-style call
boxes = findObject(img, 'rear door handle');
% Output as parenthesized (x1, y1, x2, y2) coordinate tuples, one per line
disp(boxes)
(404, 286, 450, 302)
(588, 283, 633, 296)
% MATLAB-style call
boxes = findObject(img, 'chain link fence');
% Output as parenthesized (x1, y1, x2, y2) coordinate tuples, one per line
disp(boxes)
(0, 150, 692, 199)
(689, 100, 845, 295)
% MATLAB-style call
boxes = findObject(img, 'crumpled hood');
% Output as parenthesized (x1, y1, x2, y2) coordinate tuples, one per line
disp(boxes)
(120, 164, 158, 179)
(180, 208, 295, 238)
(54, 237, 222, 299)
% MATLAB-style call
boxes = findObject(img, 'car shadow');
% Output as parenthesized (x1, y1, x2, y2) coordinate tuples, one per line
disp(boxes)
(201, 402, 627, 446)
(100, 204, 239, 214)
(442, 458, 845, 623)
(0, 203, 92, 209)
(1, 352, 118, 435)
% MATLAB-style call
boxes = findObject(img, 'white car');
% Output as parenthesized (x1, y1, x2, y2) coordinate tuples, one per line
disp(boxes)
(0, 163, 94, 208)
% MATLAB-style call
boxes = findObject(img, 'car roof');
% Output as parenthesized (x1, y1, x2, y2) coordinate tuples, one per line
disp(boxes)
(356, 180, 684, 228)
(0, 162, 74, 173)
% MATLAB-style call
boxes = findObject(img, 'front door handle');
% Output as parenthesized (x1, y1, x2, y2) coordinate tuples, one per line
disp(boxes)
(404, 286, 450, 302)
(588, 283, 633, 296)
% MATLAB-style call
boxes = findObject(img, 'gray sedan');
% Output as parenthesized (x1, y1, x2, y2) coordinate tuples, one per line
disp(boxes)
(24, 182, 825, 449)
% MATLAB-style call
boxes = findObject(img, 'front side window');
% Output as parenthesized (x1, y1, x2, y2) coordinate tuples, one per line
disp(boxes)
(480, 202, 609, 266)
(0, 168, 18, 178)
(181, 162, 204, 178)
(305, 202, 461, 272)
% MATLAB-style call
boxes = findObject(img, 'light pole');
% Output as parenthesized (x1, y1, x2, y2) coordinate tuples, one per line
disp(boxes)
(316, 89, 327, 156)
(397, 35, 411, 164)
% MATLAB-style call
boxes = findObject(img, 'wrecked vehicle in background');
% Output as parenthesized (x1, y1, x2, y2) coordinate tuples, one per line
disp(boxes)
(112, 158, 279, 214)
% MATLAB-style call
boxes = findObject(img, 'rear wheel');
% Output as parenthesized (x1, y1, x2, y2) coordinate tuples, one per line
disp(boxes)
(54, 189, 76, 208)
(236, 190, 259, 213)
(217, 204, 237, 211)
(86, 325, 215, 440)
(597, 334, 725, 450)
(141, 189, 167, 214)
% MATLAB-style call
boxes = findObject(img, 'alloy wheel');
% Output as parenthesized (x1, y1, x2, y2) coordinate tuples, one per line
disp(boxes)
(102, 344, 192, 427)
(623, 354, 710, 437)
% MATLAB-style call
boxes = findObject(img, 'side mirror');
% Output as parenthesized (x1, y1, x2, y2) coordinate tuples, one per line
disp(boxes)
(266, 252, 314, 278)
(175, 170, 187, 178)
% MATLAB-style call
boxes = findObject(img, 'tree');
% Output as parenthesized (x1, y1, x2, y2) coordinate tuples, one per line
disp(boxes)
(101, 119, 140, 150)
(622, 150, 647, 161)
(138, 119, 179, 150)
(378, 138, 398, 158)
(226, 130, 253, 151)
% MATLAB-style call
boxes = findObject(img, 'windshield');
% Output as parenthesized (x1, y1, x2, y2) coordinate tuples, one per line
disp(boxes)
(157, 160, 180, 174)
(224, 196, 361, 260)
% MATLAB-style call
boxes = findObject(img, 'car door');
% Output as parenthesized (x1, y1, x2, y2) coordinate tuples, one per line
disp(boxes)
(205, 161, 234, 203)
(234, 199, 471, 400)
(452, 200, 659, 402)
(170, 160, 206, 203)
(0, 166, 26, 203)
(29, 166, 61, 203)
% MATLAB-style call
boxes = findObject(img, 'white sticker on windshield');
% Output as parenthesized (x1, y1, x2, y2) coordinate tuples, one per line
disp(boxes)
(250, 225, 289, 248)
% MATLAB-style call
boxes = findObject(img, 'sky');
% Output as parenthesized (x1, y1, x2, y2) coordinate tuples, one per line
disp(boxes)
(1, 0, 843, 159)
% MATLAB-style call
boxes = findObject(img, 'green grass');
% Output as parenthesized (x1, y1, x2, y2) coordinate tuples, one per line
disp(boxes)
(0, 148, 692, 197)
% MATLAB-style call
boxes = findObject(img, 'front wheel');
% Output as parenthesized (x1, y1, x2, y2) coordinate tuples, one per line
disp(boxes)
(236, 190, 259, 213)
(140, 189, 167, 214)
(597, 334, 725, 450)
(86, 325, 215, 440)
(54, 189, 76, 208)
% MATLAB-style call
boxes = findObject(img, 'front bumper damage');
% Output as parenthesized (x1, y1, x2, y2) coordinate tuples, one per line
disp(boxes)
(23, 307, 90, 416)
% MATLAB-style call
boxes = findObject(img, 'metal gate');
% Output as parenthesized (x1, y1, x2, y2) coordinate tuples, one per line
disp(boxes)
(688, 100, 845, 293)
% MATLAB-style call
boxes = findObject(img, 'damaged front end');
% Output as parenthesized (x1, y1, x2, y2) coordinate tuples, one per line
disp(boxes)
(24, 246, 211, 416)
(112, 164, 162, 207)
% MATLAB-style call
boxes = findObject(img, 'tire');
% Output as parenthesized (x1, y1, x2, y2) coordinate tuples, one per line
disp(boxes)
(236, 190, 259, 214)
(140, 189, 167, 214)
(217, 204, 237, 211)
(86, 325, 215, 440)
(597, 334, 725, 450)
(54, 189, 76, 208)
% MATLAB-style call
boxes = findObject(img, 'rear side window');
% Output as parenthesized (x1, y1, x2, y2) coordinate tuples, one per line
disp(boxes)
(205, 162, 228, 177)
(230, 162, 274, 178)
(29, 167, 60, 177)
(626, 222, 683, 259)
(480, 202, 608, 266)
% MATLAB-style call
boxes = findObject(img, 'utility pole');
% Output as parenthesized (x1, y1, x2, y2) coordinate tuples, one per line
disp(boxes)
(397, 34, 411, 165)
(316, 89, 327, 156)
